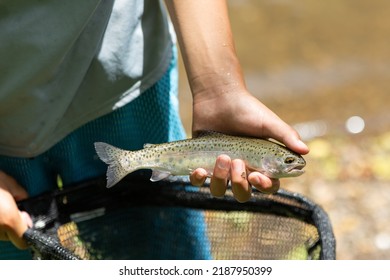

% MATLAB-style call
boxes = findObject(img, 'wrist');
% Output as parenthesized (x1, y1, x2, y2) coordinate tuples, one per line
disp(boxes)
(190, 65, 247, 103)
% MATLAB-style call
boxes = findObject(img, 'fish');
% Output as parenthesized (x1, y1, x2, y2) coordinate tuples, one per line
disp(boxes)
(94, 131, 306, 188)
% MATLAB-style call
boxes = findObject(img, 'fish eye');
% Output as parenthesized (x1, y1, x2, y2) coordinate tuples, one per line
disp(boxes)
(284, 156, 296, 164)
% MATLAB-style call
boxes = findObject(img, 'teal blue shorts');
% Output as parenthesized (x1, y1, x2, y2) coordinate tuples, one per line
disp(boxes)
(0, 48, 212, 260)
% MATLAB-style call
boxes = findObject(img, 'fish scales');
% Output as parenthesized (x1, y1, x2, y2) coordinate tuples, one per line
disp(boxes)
(95, 132, 306, 188)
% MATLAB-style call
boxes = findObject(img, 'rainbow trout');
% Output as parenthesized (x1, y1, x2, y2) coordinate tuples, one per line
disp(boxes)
(94, 132, 306, 188)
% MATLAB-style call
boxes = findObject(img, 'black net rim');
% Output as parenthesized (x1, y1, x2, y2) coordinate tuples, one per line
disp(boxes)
(18, 172, 336, 260)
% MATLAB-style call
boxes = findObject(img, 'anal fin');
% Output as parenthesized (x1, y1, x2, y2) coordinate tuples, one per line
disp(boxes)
(150, 170, 171, 182)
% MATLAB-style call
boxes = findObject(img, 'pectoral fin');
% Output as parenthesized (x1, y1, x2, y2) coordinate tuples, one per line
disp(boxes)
(150, 170, 171, 182)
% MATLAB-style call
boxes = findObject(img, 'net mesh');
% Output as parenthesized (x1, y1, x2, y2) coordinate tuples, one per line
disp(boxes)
(17, 172, 335, 260)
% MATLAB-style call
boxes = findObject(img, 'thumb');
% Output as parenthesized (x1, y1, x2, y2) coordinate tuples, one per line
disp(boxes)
(6, 211, 31, 250)
(262, 112, 309, 155)
(280, 127, 310, 155)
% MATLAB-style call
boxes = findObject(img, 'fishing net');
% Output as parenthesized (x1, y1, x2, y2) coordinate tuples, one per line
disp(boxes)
(16, 172, 335, 260)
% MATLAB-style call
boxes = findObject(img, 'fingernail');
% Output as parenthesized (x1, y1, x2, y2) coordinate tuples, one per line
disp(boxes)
(251, 175, 261, 187)
(232, 160, 245, 172)
(217, 157, 230, 170)
(295, 139, 309, 154)
(196, 170, 207, 181)
(20, 211, 33, 228)
(298, 139, 307, 148)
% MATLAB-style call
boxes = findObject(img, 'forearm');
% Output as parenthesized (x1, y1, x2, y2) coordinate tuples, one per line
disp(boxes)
(165, 0, 309, 201)
(165, 0, 246, 100)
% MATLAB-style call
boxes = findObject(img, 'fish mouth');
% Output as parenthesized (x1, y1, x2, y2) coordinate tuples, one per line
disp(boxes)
(287, 164, 306, 175)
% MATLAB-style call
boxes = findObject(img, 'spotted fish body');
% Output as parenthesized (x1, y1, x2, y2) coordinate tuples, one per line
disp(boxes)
(94, 132, 306, 188)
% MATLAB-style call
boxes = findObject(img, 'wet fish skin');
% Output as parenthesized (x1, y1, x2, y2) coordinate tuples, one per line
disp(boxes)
(94, 132, 306, 188)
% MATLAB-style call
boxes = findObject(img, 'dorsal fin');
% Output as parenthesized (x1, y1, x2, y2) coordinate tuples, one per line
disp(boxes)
(196, 131, 225, 138)
(143, 143, 156, 149)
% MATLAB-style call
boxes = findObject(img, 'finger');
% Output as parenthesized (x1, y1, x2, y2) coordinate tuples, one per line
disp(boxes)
(0, 171, 29, 201)
(9, 211, 31, 249)
(20, 211, 33, 229)
(231, 159, 251, 202)
(273, 126, 309, 155)
(248, 172, 280, 194)
(259, 110, 309, 155)
(7, 224, 30, 250)
(190, 168, 208, 186)
(210, 155, 231, 197)
(0, 189, 30, 249)
(282, 132, 310, 155)
(1, 212, 30, 249)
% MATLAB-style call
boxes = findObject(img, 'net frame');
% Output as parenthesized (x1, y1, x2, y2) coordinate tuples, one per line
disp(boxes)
(18, 172, 336, 260)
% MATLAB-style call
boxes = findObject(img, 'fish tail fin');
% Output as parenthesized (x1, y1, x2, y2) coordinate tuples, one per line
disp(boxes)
(94, 142, 132, 188)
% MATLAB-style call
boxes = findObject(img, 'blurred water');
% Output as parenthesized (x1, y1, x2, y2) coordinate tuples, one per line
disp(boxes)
(245, 60, 389, 98)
